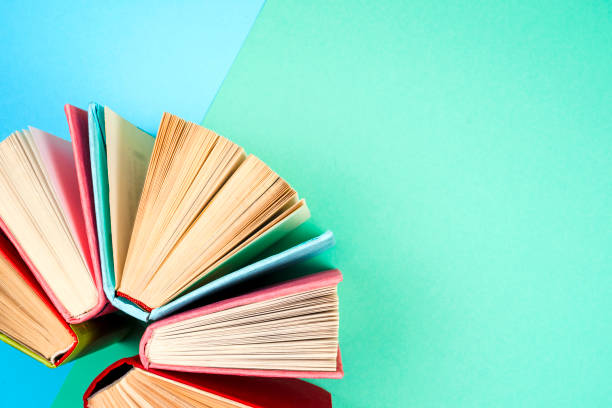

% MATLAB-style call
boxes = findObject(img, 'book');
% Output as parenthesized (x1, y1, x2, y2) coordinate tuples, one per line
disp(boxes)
(0, 229, 129, 367)
(87, 102, 155, 320)
(140, 269, 343, 378)
(84, 356, 332, 407)
(65, 104, 110, 316)
(110, 229, 335, 322)
(0, 122, 109, 323)
(148, 230, 335, 321)
(89, 105, 319, 320)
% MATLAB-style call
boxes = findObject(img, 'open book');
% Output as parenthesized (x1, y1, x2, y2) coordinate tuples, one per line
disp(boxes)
(84, 357, 332, 408)
(89, 104, 324, 321)
(0, 107, 110, 323)
(140, 269, 343, 378)
(0, 229, 128, 367)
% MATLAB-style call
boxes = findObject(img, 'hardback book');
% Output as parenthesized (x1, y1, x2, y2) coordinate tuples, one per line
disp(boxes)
(88, 103, 325, 321)
(0, 229, 129, 367)
(0, 113, 112, 323)
(84, 356, 332, 408)
(140, 269, 343, 379)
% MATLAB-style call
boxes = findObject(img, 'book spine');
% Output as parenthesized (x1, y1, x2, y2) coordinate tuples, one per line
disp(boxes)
(0, 333, 57, 368)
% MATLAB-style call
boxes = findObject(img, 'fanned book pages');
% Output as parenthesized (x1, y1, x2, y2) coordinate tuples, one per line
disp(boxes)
(90, 107, 313, 320)
(147, 230, 335, 322)
(0, 230, 128, 367)
(0, 121, 108, 323)
(140, 270, 343, 379)
(84, 356, 332, 408)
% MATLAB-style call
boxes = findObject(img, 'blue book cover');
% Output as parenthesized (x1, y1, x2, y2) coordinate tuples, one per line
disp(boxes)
(89, 103, 334, 321)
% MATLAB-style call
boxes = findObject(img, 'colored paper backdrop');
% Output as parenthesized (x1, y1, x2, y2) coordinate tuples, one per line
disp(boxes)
(200, 1, 612, 406)
(1, 1, 611, 407)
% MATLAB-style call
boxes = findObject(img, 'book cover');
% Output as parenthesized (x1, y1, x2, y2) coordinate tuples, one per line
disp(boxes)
(140, 269, 344, 378)
(84, 356, 332, 408)
(0, 230, 130, 367)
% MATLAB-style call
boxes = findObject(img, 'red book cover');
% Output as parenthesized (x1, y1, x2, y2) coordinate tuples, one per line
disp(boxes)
(0, 229, 78, 366)
(0, 230, 129, 367)
(84, 356, 332, 408)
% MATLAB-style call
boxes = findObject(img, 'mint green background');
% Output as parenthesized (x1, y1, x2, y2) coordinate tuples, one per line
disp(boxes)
(52, 0, 611, 406)
(201, 1, 611, 406)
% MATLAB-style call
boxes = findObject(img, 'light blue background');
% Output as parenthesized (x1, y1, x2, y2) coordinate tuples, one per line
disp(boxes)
(0, 1, 262, 405)
(0, 1, 263, 138)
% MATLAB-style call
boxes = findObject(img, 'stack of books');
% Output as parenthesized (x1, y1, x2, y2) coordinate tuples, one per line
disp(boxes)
(0, 103, 343, 407)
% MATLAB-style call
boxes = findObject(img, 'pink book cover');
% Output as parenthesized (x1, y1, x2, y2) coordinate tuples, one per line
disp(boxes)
(0, 216, 76, 321)
(0, 126, 106, 323)
(140, 269, 344, 379)
(64, 105, 112, 319)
